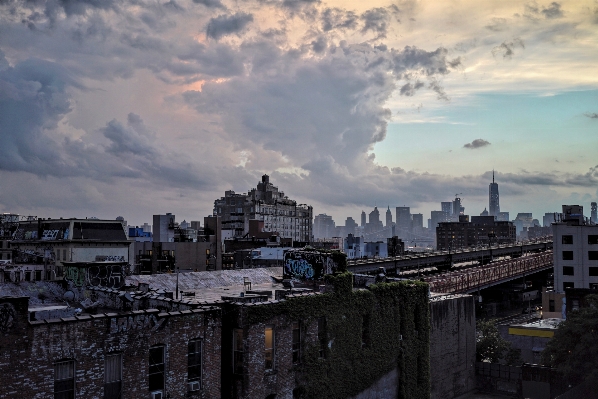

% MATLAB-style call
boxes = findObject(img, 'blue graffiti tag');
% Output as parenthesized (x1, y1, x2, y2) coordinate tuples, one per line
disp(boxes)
(286, 259, 315, 279)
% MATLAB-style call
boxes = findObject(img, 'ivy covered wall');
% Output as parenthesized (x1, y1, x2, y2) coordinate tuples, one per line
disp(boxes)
(230, 272, 430, 399)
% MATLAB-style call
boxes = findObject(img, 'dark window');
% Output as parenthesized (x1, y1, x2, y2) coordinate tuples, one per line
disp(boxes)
(589, 251, 598, 261)
(563, 266, 574, 276)
(265, 326, 274, 371)
(562, 251, 574, 260)
(188, 339, 201, 389)
(233, 329, 244, 374)
(562, 235, 573, 244)
(292, 322, 301, 364)
(361, 315, 370, 348)
(549, 300, 555, 312)
(589, 267, 598, 277)
(54, 360, 75, 399)
(318, 317, 327, 358)
(563, 282, 574, 290)
(589, 235, 598, 245)
(149, 346, 165, 392)
(104, 353, 122, 399)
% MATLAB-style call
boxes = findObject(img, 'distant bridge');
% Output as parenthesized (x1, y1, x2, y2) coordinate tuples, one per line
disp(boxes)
(346, 240, 553, 274)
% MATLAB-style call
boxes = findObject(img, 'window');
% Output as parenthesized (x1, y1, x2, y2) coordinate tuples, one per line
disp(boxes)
(589, 251, 598, 261)
(233, 329, 244, 374)
(188, 339, 201, 389)
(104, 353, 122, 399)
(265, 326, 275, 370)
(63, 249, 67, 261)
(563, 282, 574, 290)
(54, 360, 75, 399)
(562, 251, 574, 260)
(563, 266, 574, 276)
(562, 235, 573, 244)
(318, 317, 327, 358)
(292, 322, 301, 364)
(56, 250, 60, 261)
(589, 235, 598, 245)
(590, 267, 598, 277)
(149, 346, 165, 392)
(549, 300, 555, 312)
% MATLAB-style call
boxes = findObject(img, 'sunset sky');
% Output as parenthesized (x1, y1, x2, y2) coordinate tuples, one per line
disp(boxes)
(1, 0, 597, 226)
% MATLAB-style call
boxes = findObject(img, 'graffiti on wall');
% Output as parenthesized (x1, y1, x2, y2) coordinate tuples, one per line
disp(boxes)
(64, 266, 86, 287)
(109, 313, 168, 334)
(64, 264, 126, 289)
(95, 255, 125, 262)
(283, 250, 339, 281)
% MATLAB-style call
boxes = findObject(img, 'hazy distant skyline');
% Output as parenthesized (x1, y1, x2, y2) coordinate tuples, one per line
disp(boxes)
(0, 0, 596, 226)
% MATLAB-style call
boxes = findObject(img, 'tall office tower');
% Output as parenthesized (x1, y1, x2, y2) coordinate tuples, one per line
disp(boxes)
(489, 171, 500, 217)
(361, 211, 366, 227)
(345, 217, 357, 236)
(369, 207, 381, 225)
(441, 202, 453, 216)
(543, 213, 555, 227)
(412, 214, 423, 229)
(386, 206, 393, 227)
(313, 214, 336, 240)
(453, 197, 462, 217)
(592, 202, 597, 224)
(430, 211, 450, 229)
(396, 206, 412, 239)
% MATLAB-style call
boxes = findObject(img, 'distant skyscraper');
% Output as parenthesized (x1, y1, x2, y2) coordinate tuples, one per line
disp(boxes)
(396, 206, 412, 239)
(345, 217, 357, 236)
(441, 202, 452, 215)
(452, 197, 463, 217)
(386, 206, 393, 227)
(592, 202, 597, 224)
(361, 211, 366, 227)
(489, 171, 500, 218)
(412, 214, 423, 229)
(314, 214, 335, 240)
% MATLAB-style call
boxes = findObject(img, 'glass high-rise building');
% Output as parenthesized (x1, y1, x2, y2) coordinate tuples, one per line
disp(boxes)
(489, 171, 500, 218)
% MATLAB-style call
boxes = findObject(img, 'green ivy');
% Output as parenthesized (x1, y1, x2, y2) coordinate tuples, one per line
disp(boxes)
(242, 273, 430, 399)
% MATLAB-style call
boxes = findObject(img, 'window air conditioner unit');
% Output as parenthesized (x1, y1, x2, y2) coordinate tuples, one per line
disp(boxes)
(150, 391, 163, 399)
(188, 381, 201, 391)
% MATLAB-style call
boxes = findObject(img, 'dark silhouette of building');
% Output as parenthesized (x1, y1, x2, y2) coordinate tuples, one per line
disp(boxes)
(436, 215, 516, 251)
(489, 171, 500, 218)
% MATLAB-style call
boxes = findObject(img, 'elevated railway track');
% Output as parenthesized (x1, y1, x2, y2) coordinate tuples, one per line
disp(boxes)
(346, 240, 553, 274)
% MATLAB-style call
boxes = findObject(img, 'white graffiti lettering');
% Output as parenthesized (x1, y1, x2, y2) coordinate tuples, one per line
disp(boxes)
(109, 314, 167, 334)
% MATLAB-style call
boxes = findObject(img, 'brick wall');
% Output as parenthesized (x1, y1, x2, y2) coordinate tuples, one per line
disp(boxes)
(0, 297, 222, 399)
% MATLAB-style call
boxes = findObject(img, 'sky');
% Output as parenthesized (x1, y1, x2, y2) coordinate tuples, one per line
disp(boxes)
(0, 0, 597, 227)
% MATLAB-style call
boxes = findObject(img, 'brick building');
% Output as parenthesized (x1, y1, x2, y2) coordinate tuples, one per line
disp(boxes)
(436, 216, 516, 251)
(0, 257, 475, 398)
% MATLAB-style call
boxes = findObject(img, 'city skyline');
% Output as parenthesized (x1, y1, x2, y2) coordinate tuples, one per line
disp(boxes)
(0, 0, 597, 227)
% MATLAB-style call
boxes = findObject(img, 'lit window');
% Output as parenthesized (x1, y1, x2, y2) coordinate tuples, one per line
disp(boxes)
(265, 326, 275, 370)
(104, 353, 122, 399)
(54, 360, 75, 399)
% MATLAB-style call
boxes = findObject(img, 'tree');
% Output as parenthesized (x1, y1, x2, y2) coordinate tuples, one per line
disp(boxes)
(476, 319, 511, 363)
(541, 294, 598, 385)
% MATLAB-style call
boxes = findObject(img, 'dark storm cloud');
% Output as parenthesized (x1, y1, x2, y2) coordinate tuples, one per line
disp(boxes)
(428, 78, 449, 101)
(206, 12, 254, 40)
(321, 7, 358, 31)
(492, 38, 525, 59)
(361, 7, 390, 37)
(399, 81, 424, 96)
(0, 55, 80, 176)
(524, 1, 564, 20)
(102, 113, 156, 157)
(584, 112, 598, 119)
(192, 0, 226, 9)
(391, 46, 458, 77)
(463, 139, 491, 149)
